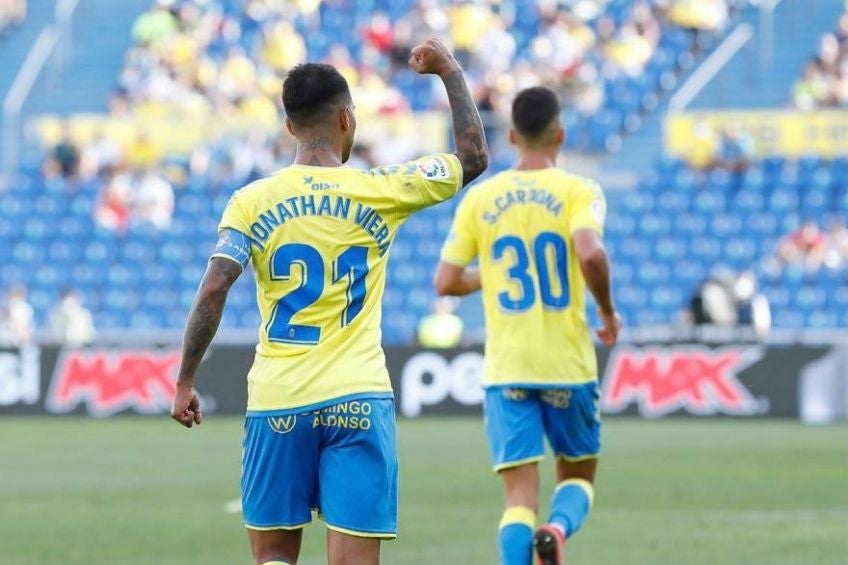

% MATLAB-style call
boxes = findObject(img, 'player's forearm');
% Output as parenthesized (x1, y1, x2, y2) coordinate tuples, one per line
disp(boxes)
(439, 68, 488, 185)
(579, 249, 615, 315)
(177, 260, 241, 384)
(453, 268, 481, 296)
(438, 270, 480, 296)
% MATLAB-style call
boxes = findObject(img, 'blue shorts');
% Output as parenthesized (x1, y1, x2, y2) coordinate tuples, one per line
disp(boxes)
(484, 382, 601, 472)
(241, 397, 398, 538)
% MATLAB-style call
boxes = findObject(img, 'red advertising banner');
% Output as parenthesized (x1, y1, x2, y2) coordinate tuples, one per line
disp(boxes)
(0, 342, 840, 419)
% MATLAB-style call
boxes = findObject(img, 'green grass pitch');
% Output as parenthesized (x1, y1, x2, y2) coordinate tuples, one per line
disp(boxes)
(1, 417, 846, 564)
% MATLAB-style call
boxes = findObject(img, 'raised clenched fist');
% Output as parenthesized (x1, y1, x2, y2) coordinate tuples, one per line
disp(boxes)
(408, 37, 461, 77)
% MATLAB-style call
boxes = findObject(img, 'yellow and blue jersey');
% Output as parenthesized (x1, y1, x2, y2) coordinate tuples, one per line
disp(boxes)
(213, 154, 463, 413)
(441, 168, 606, 387)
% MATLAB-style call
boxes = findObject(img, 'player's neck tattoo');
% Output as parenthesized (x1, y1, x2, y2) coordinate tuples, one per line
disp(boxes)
(305, 136, 333, 152)
(296, 136, 343, 167)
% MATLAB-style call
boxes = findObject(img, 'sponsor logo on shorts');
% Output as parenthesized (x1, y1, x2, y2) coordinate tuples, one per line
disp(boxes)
(503, 388, 528, 401)
(601, 346, 767, 417)
(540, 389, 572, 409)
(268, 415, 297, 434)
(310, 400, 373, 430)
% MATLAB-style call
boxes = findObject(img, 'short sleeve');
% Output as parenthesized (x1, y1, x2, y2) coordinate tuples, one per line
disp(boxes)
(371, 153, 463, 214)
(569, 179, 606, 236)
(213, 191, 254, 268)
(440, 192, 478, 267)
(210, 228, 251, 270)
(218, 190, 252, 235)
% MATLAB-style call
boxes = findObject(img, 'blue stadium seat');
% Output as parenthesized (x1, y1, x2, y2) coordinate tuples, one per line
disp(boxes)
(806, 310, 838, 329)
(692, 191, 726, 214)
(732, 190, 765, 212)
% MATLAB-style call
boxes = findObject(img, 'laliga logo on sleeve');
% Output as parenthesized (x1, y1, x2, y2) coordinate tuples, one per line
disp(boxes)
(600, 346, 768, 418)
(417, 156, 450, 180)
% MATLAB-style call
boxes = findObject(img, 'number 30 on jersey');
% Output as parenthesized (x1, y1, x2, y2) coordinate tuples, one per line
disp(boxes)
(492, 231, 570, 312)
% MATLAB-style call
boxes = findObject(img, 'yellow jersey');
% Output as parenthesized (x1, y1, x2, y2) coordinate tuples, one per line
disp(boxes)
(214, 154, 463, 412)
(440, 168, 606, 387)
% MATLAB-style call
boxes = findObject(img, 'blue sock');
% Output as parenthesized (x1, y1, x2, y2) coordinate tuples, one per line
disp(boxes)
(498, 506, 535, 565)
(549, 479, 594, 538)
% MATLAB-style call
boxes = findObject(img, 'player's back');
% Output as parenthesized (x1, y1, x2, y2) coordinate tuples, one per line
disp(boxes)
(443, 168, 606, 387)
(218, 156, 463, 412)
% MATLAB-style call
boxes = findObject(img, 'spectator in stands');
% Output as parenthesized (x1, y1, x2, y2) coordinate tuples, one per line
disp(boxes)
(260, 20, 306, 72)
(793, 62, 831, 110)
(824, 217, 848, 271)
(131, 1, 178, 47)
(80, 129, 123, 180)
(0, 0, 26, 36)
(0, 285, 34, 345)
(103, 0, 731, 156)
(108, 89, 132, 117)
(474, 14, 516, 75)
(132, 169, 175, 230)
(126, 131, 161, 170)
(816, 33, 841, 76)
(714, 125, 753, 172)
(690, 271, 737, 326)
(417, 297, 464, 348)
(777, 221, 827, 271)
(665, 0, 728, 32)
(604, 17, 656, 77)
(363, 11, 394, 54)
(49, 289, 96, 347)
(448, 0, 496, 61)
(47, 124, 80, 179)
(94, 168, 132, 232)
(795, 28, 848, 109)
(733, 270, 771, 340)
(219, 46, 257, 102)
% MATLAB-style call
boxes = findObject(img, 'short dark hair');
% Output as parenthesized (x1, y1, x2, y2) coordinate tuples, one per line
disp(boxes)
(511, 86, 561, 139)
(282, 63, 351, 127)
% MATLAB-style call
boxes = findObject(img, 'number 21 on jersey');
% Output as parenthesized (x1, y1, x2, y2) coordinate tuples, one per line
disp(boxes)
(492, 231, 570, 312)
(266, 244, 369, 345)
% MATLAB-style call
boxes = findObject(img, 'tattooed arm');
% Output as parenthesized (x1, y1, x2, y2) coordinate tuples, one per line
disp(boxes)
(171, 257, 242, 428)
(409, 38, 489, 186)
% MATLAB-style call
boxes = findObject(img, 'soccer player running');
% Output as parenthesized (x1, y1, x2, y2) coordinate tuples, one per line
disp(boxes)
(434, 86, 620, 565)
(170, 38, 487, 565)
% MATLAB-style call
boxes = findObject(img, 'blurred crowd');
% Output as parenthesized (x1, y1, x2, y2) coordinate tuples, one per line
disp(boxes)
(43, 125, 176, 232)
(686, 122, 754, 171)
(39, 0, 743, 234)
(0, 286, 96, 347)
(688, 269, 771, 338)
(773, 218, 848, 273)
(793, 6, 848, 109)
(0, 0, 25, 36)
(41, 121, 388, 232)
(112, 0, 736, 127)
